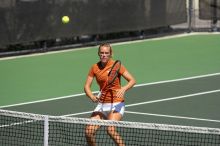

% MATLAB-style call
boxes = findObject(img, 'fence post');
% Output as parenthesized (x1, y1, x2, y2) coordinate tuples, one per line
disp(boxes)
(188, 0, 193, 32)
(211, 0, 218, 32)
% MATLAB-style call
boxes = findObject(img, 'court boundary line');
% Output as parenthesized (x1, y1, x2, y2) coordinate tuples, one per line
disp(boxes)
(125, 89, 220, 107)
(1, 32, 219, 61)
(125, 111, 220, 123)
(62, 89, 220, 119)
(135, 72, 220, 87)
(62, 111, 93, 117)
(1, 72, 220, 108)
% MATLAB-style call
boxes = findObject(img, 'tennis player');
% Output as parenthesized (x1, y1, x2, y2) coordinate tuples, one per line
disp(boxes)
(84, 43, 136, 146)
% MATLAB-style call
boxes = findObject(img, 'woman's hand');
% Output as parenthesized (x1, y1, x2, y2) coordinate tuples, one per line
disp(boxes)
(90, 95, 99, 103)
(115, 87, 126, 98)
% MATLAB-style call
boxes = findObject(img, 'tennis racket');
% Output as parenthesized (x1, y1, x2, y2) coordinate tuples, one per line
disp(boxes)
(97, 60, 121, 99)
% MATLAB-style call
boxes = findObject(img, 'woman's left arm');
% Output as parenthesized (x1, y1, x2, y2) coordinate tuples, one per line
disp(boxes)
(116, 70, 136, 98)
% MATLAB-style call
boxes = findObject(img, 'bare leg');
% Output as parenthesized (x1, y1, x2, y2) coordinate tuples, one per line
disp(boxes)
(85, 112, 105, 146)
(107, 111, 125, 146)
(85, 124, 100, 146)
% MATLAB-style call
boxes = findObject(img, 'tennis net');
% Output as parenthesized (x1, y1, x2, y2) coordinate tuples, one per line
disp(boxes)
(0, 109, 220, 146)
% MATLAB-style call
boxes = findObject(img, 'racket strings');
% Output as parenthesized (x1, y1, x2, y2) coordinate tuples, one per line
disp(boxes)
(98, 60, 121, 99)
(108, 70, 118, 82)
(108, 63, 121, 84)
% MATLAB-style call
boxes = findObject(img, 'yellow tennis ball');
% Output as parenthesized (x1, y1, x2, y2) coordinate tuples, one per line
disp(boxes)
(62, 16, 70, 24)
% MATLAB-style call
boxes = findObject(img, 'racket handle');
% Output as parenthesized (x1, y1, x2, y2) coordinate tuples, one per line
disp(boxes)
(97, 91, 101, 99)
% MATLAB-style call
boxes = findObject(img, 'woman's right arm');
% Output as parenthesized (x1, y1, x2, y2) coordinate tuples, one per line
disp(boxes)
(84, 75, 98, 102)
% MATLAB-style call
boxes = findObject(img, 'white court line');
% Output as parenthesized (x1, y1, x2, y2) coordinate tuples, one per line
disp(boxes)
(62, 111, 93, 117)
(0, 93, 87, 108)
(62, 89, 220, 119)
(0, 120, 34, 128)
(135, 72, 220, 87)
(126, 89, 220, 107)
(1, 72, 220, 108)
(125, 111, 220, 123)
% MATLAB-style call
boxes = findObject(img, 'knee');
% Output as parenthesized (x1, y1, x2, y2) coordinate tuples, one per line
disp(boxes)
(85, 125, 97, 137)
(107, 126, 116, 136)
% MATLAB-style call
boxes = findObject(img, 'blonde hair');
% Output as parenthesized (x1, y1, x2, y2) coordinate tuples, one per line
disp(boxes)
(98, 43, 113, 55)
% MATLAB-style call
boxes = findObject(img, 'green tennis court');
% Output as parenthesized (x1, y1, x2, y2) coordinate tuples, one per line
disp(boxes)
(1, 33, 220, 130)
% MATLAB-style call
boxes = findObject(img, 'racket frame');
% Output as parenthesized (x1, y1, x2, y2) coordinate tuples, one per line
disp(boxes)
(97, 60, 121, 99)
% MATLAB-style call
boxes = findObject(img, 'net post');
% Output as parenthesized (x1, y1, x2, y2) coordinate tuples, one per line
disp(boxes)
(44, 115, 49, 146)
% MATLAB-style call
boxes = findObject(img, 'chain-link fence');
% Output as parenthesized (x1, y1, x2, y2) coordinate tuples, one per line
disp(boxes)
(0, 0, 219, 57)
(173, 0, 220, 32)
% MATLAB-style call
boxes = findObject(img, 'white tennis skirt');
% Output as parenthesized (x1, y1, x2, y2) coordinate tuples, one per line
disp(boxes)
(94, 102, 125, 117)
